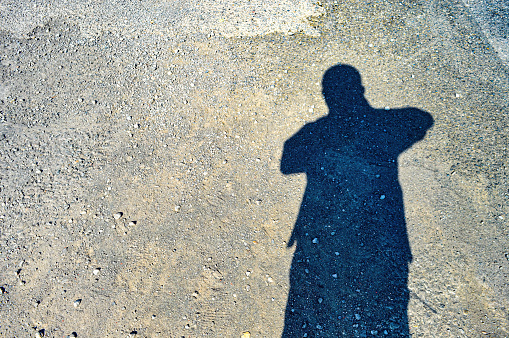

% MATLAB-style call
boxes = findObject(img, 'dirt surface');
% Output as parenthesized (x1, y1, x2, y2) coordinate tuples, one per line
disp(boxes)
(0, 0, 508, 337)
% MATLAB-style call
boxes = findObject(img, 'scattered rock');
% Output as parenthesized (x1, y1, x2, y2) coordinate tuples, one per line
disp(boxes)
(73, 299, 82, 308)
(113, 212, 123, 220)
(389, 322, 400, 330)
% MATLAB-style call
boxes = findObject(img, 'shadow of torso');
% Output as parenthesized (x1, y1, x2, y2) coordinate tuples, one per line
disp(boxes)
(281, 90, 432, 336)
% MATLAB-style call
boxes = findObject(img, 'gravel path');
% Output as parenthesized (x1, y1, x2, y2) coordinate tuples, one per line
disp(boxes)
(0, 0, 508, 336)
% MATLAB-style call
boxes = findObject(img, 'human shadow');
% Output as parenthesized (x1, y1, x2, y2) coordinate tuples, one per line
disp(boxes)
(280, 65, 433, 337)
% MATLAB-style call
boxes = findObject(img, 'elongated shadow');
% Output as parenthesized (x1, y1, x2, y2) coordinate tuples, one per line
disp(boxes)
(281, 65, 433, 337)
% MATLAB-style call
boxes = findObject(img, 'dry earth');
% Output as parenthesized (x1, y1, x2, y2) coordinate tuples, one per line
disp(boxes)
(0, 0, 508, 337)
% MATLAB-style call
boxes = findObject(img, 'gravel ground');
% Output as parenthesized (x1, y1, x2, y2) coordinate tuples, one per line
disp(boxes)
(0, 0, 508, 337)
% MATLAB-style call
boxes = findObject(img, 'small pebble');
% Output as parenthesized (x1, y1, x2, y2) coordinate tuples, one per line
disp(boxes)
(128, 221, 137, 226)
(93, 268, 101, 275)
(355, 313, 361, 320)
(73, 299, 82, 308)
(332, 274, 337, 278)
(113, 212, 123, 220)
(318, 298, 323, 303)
(67, 333, 77, 338)
(312, 238, 318, 244)
(241, 332, 251, 338)
(35, 330, 45, 338)
(174, 205, 181, 212)
(380, 195, 386, 200)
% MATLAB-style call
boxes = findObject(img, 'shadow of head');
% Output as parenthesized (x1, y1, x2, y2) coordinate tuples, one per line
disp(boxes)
(322, 64, 365, 108)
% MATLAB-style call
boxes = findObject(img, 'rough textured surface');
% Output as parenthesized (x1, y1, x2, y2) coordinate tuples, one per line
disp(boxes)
(0, 0, 325, 38)
(0, 0, 508, 337)
(460, 0, 509, 64)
